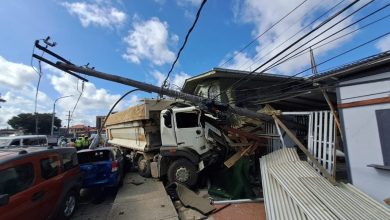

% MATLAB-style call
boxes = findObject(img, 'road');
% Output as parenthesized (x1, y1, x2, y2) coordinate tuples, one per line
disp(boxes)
(72, 187, 117, 220)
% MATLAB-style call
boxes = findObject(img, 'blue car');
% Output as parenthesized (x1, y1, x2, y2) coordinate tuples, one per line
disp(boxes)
(77, 147, 124, 189)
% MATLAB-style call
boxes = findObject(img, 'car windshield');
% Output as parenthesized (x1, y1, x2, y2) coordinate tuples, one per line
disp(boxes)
(77, 150, 111, 164)
(0, 139, 11, 146)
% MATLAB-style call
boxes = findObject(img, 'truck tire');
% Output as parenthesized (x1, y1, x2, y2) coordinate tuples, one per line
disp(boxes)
(167, 159, 198, 187)
(137, 155, 151, 177)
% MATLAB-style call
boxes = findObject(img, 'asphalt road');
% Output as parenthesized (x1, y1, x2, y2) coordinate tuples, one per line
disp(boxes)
(71, 187, 117, 220)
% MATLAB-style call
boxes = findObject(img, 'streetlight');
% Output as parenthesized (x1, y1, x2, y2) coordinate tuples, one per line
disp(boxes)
(51, 95, 73, 136)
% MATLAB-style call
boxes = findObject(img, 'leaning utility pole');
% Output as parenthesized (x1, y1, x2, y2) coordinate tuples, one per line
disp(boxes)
(33, 41, 272, 122)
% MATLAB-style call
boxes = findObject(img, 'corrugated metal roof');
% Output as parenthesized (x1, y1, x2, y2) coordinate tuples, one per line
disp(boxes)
(260, 148, 390, 220)
(260, 148, 307, 220)
(313, 51, 390, 83)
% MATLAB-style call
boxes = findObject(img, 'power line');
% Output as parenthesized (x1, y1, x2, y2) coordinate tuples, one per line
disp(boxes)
(161, 0, 207, 89)
(235, 0, 373, 91)
(240, 0, 346, 72)
(213, 0, 359, 101)
(233, 2, 390, 95)
(219, 0, 309, 68)
(252, 0, 375, 77)
(239, 31, 390, 105)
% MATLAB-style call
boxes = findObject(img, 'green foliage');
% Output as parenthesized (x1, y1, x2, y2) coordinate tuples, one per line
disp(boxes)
(7, 113, 61, 134)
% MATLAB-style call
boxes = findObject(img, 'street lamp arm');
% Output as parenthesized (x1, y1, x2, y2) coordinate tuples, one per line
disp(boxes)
(51, 95, 74, 136)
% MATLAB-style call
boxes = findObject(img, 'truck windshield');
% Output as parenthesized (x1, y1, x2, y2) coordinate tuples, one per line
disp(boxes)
(77, 150, 111, 164)
(175, 112, 199, 128)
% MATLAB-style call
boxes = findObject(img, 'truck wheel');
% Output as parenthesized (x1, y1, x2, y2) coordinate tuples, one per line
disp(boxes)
(58, 190, 77, 220)
(167, 159, 197, 187)
(137, 155, 151, 177)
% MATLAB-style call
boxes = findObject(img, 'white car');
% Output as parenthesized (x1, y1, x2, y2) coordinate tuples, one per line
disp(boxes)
(0, 135, 48, 148)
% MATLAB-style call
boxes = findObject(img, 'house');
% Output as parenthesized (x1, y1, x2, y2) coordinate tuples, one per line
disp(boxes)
(182, 67, 332, 111)
(312, 51, 390, 203)
(183, 52, 390, 204)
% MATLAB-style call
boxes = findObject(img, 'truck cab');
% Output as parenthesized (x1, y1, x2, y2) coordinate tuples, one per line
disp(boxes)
(161, 107, 209, 155)
(159, 106, 227, 186)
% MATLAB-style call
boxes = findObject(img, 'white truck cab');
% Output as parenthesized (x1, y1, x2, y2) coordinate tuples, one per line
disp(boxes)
(161, 107, 209, 155)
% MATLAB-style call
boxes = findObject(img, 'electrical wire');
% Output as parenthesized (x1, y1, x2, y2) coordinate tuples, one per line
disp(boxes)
(233, 3, 390, 95)
(238, 14, 390, 103)
(161, 0, 207, 89)
(238, 0, 346, 72)
(239, 31, 390, 105)
(213, 0, 359, 101)
(70, 81, 84, 123)
(89, 89, 140, 149)
(249, 0, 375, 79)
(234, 0, 373, 91)
(219, 0, 309, 68)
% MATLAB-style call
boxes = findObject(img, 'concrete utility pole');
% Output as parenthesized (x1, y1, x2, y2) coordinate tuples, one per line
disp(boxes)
(51, 95, 73, 136)
(66, 111, 71, 136)
(310, 48, 343, 138)
(56, 62, 272, 122)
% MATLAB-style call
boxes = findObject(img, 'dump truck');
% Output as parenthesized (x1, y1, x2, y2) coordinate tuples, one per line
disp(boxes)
(105, 99, 232, 186)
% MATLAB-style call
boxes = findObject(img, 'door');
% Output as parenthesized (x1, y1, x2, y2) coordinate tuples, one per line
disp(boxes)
(174, 110, 206, 154)
(0, 162, 42, 220)
(36, 154, 64, 219)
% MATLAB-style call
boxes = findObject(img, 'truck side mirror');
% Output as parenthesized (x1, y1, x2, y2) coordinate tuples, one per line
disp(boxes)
(0, 194, 9, 206)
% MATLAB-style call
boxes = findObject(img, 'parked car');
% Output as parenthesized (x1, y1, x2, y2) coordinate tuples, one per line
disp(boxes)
(0, 135, 48, 148)
(77, 147, 124, 189)
(0, 147, 82, 220)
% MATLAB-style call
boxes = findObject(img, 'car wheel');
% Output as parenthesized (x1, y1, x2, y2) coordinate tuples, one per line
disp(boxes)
(59, 190, 77, 220)
(137, 155, 151, 177)
(167, 159, 198, 187)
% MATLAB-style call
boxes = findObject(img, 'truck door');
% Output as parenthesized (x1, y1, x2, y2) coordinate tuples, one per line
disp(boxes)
(174, 110, 207, 155)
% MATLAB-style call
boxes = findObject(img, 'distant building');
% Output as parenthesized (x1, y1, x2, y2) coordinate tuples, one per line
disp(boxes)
(69, 124, 96, 137)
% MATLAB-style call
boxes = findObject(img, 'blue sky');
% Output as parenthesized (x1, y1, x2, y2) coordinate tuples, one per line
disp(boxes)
(0, 0, 389, 128)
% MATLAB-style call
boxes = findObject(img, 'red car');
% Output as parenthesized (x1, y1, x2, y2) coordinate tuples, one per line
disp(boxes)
(0, 147, 82, 220)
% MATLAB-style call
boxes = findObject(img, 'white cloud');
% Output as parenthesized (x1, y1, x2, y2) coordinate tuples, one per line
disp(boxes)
(177, 0, 201, 7)
(151, 70, 190, 90)
(0, 56, 138, 129)
(0, 56, 37, 89)
(48, 69, 138, 126)
(376, 35, 390, 52)
(62, 1, 127, 28)
(226, 0, 359, 75)
(122, 17, 176, 66)
(0, 56, 53, 128)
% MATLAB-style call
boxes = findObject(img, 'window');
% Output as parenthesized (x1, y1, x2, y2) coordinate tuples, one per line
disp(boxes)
(376, 109, 390, 166)
(23, 138, 39, 146)
(10, 139, 20, 146)
(61, 152, 78, 171)
(40, 157, 60, 179)
(163, 111, 172, 128)
(77, 150, 111, 164)
(175, 112, 199, 128)
(0, 163, 34, 196)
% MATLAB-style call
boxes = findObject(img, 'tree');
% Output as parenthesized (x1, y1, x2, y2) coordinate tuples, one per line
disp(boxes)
(8, 113, 61, 134)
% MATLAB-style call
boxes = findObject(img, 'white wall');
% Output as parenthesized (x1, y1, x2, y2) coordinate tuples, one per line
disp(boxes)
(338, 72, 390, 203)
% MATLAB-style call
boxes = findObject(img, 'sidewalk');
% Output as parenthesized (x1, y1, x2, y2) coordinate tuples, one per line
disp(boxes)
(108, 173, 179, 220)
